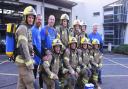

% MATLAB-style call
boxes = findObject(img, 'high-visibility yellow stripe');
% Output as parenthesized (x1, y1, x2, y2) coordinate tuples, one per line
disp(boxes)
(6, 52, 13, 57)
(44, 61, 50, 67)
(93, 75, 98, 81)
(7, 23, 12, 33)
(25, 60, 34, 66)
(15, 56, 25, 63)
(64, 57, 69, 61)
(15, 55, 34, 66)
(17, 35, 28, 47)
(56, 33, 60, 39)
(18, 35, 28, 42)
(82, 78, 88, 84)
(6, 23, 16, 33)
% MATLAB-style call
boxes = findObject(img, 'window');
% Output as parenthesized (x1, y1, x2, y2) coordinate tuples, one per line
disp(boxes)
(93, 12, 100, 16)
(104, 7, 113, 12)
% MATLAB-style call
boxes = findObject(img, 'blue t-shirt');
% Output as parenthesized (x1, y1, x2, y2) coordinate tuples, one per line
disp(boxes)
(89, 32, 103, 52)
(89, 32, 103, 44)
(32, 25, 41, 65)
(40, 26, 57, 50)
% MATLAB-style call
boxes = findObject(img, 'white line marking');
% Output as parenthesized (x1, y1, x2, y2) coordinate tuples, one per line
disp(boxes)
(102, 75, 128, 78)
(0, 60, 9, 64)
(0, 73, 18, 76)
(103, 64, 120, 65)
(112, 58, 128, 59)
(104, 57, 128, 69)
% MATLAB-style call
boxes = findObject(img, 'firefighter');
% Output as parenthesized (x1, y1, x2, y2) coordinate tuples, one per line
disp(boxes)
(15, 6, 36, 89)
(90, 39, 103, 89)
(72, 19, 82, 47)
(40, 39, 63, 89)
(56, 13, 72, 48)
(80, 21, 88, 38)
(76, 37, 92, 88)
(63, 37, 82, 89)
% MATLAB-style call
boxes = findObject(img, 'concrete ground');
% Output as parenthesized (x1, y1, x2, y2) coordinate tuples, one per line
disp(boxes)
(0, 53, 128, 89)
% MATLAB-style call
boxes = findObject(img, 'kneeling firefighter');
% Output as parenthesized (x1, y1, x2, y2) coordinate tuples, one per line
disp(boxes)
(76, 37, 92, 89)
(40, 39, 63, 89)
(90, 39, 103, 89)
(63, 37, 82, 89)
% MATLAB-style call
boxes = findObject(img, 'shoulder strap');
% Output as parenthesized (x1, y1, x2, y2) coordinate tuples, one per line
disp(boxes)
(50, 55, 55, 70)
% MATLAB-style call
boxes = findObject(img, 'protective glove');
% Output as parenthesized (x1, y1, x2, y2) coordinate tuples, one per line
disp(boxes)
(99, 63, 103, 68)
(76, 67, 81, 73)
(63, 68, 69, 74)
(96, 64, 99, 68)
(50, 73, 58, 80)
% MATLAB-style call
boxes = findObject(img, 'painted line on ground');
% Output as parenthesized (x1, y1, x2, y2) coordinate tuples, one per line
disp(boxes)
(112, 58, 128, 60)
(103, 64, 121, 66)
(0, 73, 18, 76)
(104, 57, 128, 69)
(102, 74, 128, 78)
(0, 60, 9, 64)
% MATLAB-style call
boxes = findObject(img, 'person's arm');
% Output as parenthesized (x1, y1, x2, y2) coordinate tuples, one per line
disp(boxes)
(32, 29, 42, 59)
(99, 34, 103, 53)
(43, 55, 58, 79)
(40, 28, 46, 57)
(63, 49, 75, 74)
(16, 25, 33, 67)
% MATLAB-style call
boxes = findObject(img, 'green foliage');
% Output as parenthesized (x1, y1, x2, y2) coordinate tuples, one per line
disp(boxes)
(113, 44, 128, 55)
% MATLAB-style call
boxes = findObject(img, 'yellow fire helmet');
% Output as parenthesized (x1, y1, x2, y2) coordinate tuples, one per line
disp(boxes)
(73, 19, 81, 26)
(60, 13, 69, 20)
(92, 39, 100, 45)
(23, 6, 37, 16)
(68, 37, 77, 44)
(52, 39, 62, 47)
(81, 37, 89, 44)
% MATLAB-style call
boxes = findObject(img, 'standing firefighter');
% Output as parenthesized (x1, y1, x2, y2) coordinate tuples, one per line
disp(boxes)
(56, 13, 72, 48)
(80, 21, 88, 38)
(63, 37, 82, 89)
(76, 37, 92, 88)
(40, 39, 63, 89)
(90, 39, 103, 89)
(15, 6, 36, 89)
(72, 19, 82, 47)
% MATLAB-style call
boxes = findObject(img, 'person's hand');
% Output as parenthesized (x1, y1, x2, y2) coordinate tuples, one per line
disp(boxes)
(63, 68, 69, 74)
(50, 73, 58, 80)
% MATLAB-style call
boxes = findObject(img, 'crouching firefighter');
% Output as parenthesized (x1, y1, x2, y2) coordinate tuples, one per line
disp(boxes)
(90, 39, 103, 89)
(40, 39, 63, 89)
(15, 6, 36, 89)
(76, 37, 92, 89)
(63, 37, 82, 89)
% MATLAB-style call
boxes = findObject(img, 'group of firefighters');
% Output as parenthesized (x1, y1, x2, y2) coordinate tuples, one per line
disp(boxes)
(13, 6, 103, 89)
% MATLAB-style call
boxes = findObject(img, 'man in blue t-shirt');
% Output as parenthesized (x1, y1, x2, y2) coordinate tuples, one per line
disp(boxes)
(89, 23, 103, 84)
(40, 15, 57, 56)
(32, 14, 43, 89)
(89, 24, 103, 53)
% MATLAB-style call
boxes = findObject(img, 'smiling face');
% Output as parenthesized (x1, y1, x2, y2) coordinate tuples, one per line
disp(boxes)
(62, 19, 68, 27)
(82, 44, 88, 49)
(93, 25, 98, 34)
(70, 42, 77, 50)
(54, 45, 61, 54)
(36, 15, 42, 27)
(81, 25, 86, 32)
(94, 44, 99, 49)
(27, 15, 35, 25)
(48, 15, 55, 27)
